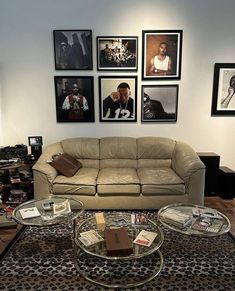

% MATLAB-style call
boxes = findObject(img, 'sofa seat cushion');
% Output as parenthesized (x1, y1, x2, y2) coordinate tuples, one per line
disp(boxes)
(52, 168, 99, 196)
(97, 168, 140, 195)
(137, 167, 185, 195)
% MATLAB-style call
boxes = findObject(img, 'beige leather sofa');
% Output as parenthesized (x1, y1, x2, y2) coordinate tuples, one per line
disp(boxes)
(33, 137, 205, 209)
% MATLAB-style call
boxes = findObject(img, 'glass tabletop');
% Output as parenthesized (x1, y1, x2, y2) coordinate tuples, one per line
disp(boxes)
(12, 196, 84, 226)
(157, 203, 231, 237)
(74, 212, 164, 260)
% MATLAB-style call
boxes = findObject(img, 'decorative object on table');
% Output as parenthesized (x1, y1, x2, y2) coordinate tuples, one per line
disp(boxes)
(192, 207, 221, 219)
(104, 227, 133, 256)
(141, 84, 178, 122)
(131, 213, 148, 225)
(95, 212, 106, 231)
(53, 199, 71, 215)
(53, 30, 93, 70)
(211, 63, 235, 116)
(206, 220, 224, 233)
(191, 216, 213, 232)
(99, 76, 137, 122)
(54, 76, 95, 122)
(97, 36, 138, 71)
(142, 30, 183, 80)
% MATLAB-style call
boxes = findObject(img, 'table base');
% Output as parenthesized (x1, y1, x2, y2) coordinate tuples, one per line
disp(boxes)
(74, 246, 163, 289)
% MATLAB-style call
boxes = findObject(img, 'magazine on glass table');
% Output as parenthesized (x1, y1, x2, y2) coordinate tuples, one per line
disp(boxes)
(191, 216, 224, 233)
(19, 207, 41, 219)
(133, 230, 158, 247)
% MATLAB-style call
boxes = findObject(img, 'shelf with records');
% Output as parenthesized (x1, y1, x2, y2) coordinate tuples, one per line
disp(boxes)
(0, 162, 34, 206)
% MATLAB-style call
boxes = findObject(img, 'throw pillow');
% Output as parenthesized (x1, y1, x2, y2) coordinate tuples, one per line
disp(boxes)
(50, 153, 82, 177)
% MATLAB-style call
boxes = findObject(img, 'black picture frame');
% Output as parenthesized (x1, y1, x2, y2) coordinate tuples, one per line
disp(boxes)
(53, 30, 93, 70)
(28, 136, 43, 146)
(99, 76, 137, 122)
(142, 30, 182, 80)
(97, 36, 138, 71)
(141, 85, 178, 122)
(54, 76, 95, 122)
(211, 63, 235, 116)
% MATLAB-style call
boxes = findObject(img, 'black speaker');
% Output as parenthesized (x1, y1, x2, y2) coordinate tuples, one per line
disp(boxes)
(197, 152, 220, 196)
(31, 145, 42, 160)
(218, 166, 235, 199)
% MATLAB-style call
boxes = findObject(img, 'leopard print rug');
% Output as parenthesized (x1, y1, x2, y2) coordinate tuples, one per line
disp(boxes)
(0, 211, 234, 290)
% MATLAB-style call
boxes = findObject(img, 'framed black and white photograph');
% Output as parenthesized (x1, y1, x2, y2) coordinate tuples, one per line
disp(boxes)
(97, 36, 138, 71)
(53, 30, 93, 70)
(211, 63, 235, 116)
(142, 30, 182, 80)
(28, 136, 43, 146)
(54, 76, 94, 122)
(141, 85, 178, 122)
(99, 76, 137, 122)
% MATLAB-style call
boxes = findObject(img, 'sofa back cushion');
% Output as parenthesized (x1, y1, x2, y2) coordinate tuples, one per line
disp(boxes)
(137, 137, 175, 168)
(61, 138, 100, 168)
(100, 137, 137, 169)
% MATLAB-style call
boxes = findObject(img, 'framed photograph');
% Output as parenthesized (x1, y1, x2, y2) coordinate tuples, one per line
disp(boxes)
(28, 136, 43, 146)
(99, 76, 137, 122)
(54, 76, 94, 122)
(97, 36, 138, 71)
(211, 63, 235, 116)
(141, 85, 178, 122)
(53, 30, 93, 70)
(142, 30, 182, 80)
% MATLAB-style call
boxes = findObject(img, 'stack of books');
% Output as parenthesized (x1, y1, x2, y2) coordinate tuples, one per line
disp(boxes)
(160, 208, 192, 228)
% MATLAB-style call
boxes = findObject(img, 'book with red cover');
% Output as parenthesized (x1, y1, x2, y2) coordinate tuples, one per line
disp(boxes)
(104, 227, 133, 256)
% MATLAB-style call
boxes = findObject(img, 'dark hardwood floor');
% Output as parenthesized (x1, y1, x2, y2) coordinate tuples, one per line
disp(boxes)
(205, 196, 235, 237)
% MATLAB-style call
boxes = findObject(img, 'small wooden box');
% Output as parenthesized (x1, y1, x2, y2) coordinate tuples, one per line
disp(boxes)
(104, 227, 133, 256)
(95, 212, 106, 230)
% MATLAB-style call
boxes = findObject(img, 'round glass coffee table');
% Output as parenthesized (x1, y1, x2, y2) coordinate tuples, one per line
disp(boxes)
(74, 212, 164, 289)
(157, 203, 231, 237)
(12, 196, 84, 226)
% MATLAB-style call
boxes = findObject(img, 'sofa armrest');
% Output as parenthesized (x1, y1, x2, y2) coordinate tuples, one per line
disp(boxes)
(33, 142, 63, 199)
(172, 141, 205, 204)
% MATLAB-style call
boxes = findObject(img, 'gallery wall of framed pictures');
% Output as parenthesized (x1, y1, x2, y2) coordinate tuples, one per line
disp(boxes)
(52, 29, 183, 123)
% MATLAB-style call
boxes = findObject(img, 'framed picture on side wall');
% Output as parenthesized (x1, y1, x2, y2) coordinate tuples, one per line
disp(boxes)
(211, 63, 235, 116)
(97, 36, 138, 71)
(53, 30, 93, 70)
(142, 30, 183, 80)
(141, 85, 178, 122)
(54, 76, 94, 122)
(99, 76, 137, 122)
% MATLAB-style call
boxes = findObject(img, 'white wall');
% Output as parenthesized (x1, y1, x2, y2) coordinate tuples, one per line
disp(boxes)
(0, 0, 235, 168)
